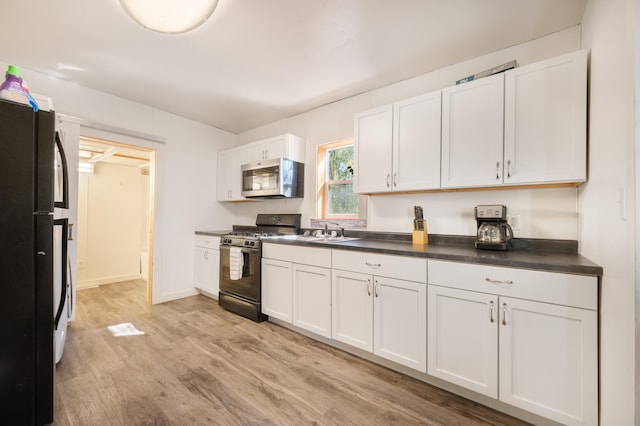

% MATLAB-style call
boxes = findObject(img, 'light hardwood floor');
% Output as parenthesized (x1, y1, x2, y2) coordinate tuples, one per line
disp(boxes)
(53, 280, 529, 425)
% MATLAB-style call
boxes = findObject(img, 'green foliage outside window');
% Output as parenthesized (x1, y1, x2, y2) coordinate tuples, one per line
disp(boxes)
(327, 146, 358, 216)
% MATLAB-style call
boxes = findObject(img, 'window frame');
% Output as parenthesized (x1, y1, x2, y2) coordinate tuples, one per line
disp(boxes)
(317, 139, 358, 220)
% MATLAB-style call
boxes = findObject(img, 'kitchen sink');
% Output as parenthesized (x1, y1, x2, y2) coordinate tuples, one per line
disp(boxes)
(271, 235, 360, 243)
(306, 236, 360, 244)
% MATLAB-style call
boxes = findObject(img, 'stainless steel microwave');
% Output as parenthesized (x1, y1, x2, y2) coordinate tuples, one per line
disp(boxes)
(241, 158, 304, 198)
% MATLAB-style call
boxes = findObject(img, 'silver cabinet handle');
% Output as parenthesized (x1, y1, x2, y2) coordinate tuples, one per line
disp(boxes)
(386, 173, 390, 187)
(506, 160, 512, 179)
(374, 280, 379, 297)
(366, 279, 371, 296)
(502, 303, 508, 326)
(485, 277, 513, 286)
(393, 172, 398, 187)
(68, 223, 74, 241)
(489, 300, 495, 323)
(37, 251, 46, 256)
(495, 161, 501, 181)
(365, 262, 381, 268)
(265, 149, 268, 159)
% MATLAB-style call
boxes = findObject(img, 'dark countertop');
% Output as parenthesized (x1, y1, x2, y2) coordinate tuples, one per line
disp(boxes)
(264, 234, 603, 277)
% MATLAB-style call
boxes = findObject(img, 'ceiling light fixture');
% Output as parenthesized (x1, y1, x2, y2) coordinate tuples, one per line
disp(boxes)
(119, 0, 219, 34)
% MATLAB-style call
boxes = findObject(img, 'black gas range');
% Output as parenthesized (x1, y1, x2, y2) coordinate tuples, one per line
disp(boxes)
(218, 214, 301, 322)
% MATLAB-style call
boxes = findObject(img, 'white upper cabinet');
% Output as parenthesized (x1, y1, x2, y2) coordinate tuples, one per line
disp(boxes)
(246, 133, 306, 163)
(351, 49, 589, 192)
(354, 92, 442, 194)
(503, 49, 587, 185)
(441, 73, 505, 188)
(216, 145, 247, 202)
(393, 92, 442, 191)
(354, 105, 393, 193)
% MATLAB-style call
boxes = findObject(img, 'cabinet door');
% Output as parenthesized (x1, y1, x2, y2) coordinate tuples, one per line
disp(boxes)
(504, 50, 587, 185)
(499, 297, 597, 425)
(230, 146, 247, 201)
(393, 91, 441, 191)
(217, 147, 247, 201)
(246, 140, 266, 163)
(292, 264, 331, 338)
(194, 247, 210, 291)
(261, 258, 293, 322)
(263, 135, 287, 160)
(216, 149, 233, 201)
(427, 285, 498, 397)
(374, 277, 426, 372)
(331, 269, 373, 351)
(194, 248, 219, 296)
(354, 105, 393, 193)
(442, 73, 504, 188)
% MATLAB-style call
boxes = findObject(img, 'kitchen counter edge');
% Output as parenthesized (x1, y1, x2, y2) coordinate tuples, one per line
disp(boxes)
(263, 237, 603, 277)
(195, 230, 229, 237)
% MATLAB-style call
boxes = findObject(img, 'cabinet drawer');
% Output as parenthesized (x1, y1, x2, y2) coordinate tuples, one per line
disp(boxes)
(263, 243, 331, 268)
(332, 250, 426, 283)
(428, 260, 597, 310)
(195, 234, 220, 249)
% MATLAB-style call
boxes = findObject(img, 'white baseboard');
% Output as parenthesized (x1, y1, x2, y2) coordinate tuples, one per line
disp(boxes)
(77, 273, 142, 290)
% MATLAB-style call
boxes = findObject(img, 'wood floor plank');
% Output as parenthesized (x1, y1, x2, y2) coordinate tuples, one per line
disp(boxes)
(53, 280, 530, 425)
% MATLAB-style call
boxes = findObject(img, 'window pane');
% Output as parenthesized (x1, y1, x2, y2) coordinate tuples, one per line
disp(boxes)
(328, 183, 358, 215)
(328, 146, 354, 181)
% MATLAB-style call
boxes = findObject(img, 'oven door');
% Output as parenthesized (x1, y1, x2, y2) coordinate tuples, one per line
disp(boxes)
(219, 245, 261, 302)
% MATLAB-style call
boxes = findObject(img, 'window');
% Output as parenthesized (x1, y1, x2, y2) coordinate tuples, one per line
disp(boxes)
(317, 139, 359, 219)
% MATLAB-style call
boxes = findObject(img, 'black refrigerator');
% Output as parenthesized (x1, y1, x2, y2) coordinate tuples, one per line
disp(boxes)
(0, 99, 55, 425)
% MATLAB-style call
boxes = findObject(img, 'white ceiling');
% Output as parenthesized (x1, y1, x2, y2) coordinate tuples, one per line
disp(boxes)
(0, 0, 586, 134)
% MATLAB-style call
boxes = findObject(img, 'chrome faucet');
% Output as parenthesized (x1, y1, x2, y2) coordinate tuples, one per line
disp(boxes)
(324, 222, 344, 237)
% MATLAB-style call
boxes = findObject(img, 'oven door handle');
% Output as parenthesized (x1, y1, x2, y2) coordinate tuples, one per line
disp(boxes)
(219, 245, 260, 255)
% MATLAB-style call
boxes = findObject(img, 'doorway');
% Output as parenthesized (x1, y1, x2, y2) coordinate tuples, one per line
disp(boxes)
(77, 136, 156, 304)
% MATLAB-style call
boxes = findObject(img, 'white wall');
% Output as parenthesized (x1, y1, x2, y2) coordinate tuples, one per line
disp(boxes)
(233, 27, 583, 240)
(580, 0, 637, 424)
(76, 162, 147, 288)
(232, 22, 640, 423)
(1, 60, 238, 304)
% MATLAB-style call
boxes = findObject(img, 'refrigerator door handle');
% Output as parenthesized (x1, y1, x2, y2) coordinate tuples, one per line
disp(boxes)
(54, 132, 69, 209)
(67, 256, 74, 318)
(54, 218, 68, 329)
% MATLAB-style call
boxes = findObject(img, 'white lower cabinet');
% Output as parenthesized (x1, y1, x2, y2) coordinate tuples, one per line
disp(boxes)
(427, 286, 498, 397)
(428, 260, 598, 426)
(331, 269, 373, 351)
(292, 264, 331, 338)
(262, 243, 332, 331)
(261, 258, 293, 322)
(332, 251, 427, 372)
(194, 235, 220, 297)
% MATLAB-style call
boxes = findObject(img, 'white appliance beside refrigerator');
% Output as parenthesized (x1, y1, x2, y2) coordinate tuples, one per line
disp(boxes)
(53, 125, 77, 364)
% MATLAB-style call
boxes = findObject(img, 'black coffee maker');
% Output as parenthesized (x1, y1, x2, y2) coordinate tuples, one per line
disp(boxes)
(475, 205, 514, 251)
